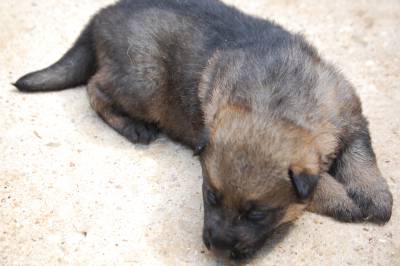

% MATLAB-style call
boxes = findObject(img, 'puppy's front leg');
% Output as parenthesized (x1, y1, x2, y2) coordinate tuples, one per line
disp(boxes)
(330, 128, 393, 224)
(308, 173, 363, 222)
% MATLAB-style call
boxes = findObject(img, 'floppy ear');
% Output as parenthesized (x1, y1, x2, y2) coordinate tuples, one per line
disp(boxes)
(289, 169, 320, 200)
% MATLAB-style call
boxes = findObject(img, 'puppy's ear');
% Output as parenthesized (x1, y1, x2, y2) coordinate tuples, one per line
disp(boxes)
(193, 129, 209, 156)
(289, 169, 320, 200)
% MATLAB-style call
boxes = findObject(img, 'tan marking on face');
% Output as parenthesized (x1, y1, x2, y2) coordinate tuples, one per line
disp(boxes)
(246, 179, 295, 205)
(280, 203, 307, 224)
(290, 162, 319, 177)
(227, 102, 251, 114)
(208, 174, 223, 191)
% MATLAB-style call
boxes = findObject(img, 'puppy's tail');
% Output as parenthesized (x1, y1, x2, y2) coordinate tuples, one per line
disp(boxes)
(14, 20, 96, 92)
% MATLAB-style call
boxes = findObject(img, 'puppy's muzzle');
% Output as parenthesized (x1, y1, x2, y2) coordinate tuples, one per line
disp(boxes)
(203, 226, 243, 259)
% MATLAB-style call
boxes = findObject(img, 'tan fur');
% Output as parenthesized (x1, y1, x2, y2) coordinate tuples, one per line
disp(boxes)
(14, 0, 392, 258)
(281, 203, 307, 224)
(199, 52, 392, 231)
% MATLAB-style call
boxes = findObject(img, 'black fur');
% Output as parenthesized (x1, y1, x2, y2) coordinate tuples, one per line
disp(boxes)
(15, 21, 96, 92)
(14, 0, 293, 148)
(14, 0, 393, 260)
(289, 170, 320, 200)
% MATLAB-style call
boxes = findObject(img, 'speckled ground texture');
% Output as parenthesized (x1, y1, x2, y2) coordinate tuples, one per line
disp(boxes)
(1, 0, 399, 265)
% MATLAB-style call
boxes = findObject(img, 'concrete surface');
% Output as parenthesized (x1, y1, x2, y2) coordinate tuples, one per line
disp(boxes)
(1, 0, 399, 265)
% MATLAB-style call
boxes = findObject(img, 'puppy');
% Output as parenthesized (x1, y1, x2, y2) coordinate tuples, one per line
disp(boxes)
(15, 0, 392, 260)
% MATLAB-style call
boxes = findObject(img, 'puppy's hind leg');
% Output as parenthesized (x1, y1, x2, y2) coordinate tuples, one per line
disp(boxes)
(87, 76, 159, 144)
(330, 127, 393, 224)
(308, 173, 363, 222)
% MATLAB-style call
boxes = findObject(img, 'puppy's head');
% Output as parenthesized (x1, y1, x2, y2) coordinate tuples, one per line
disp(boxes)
(197, 44, 338, 259)
(199, 119, 321, 259)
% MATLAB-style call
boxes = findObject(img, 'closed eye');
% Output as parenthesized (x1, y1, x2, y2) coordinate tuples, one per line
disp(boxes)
(244, 205, 282, 223)
(246, 210, 266, 222)
(207, 190, 218, 205)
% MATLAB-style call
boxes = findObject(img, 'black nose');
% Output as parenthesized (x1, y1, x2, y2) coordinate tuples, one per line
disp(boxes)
(204, 227, 236, 251)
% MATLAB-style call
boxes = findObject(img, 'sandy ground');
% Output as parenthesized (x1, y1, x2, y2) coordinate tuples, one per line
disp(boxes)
(1, 0, 399, 265)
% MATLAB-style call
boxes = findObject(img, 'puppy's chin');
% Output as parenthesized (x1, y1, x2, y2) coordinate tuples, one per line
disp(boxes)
(229, 235, 271, 260)
(207, 246, 256, 261)
(203, 230, 269, 261)
(229, 247, 257, 261)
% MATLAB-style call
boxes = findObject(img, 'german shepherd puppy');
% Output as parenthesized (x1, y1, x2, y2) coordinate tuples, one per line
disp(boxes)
(14, 0, 392, 260)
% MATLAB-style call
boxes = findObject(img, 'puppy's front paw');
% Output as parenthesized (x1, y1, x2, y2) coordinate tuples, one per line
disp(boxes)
(326, 202, 364, 223)
(308, 173, 365, 223)
(347, 186, 393, 224)
(308, 195, 364, 223)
